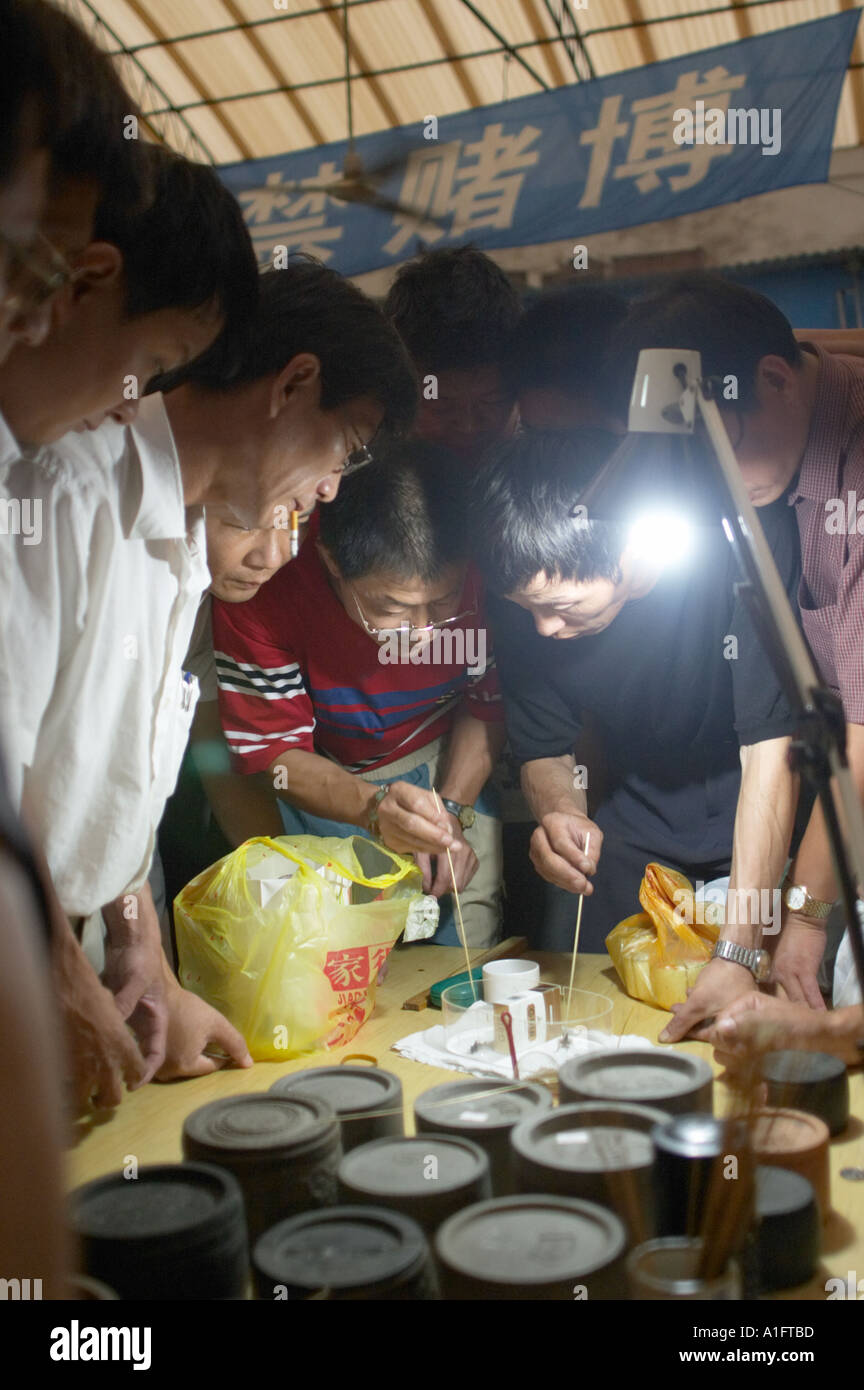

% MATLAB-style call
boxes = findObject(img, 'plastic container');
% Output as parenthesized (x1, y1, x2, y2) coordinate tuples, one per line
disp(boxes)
(270, 1065, 404, 1151)
(435, 1194, 627, 1300)
(71, 1162, 248, 1301)
(182, 1094, 341, 1242)
(252, 1205, 436, 1300)
(338, 1134, 491, 1234)
(414, 1079, 552, 1195)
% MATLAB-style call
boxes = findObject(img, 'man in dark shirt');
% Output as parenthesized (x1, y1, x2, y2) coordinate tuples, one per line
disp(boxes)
(472, 431, 802, 966)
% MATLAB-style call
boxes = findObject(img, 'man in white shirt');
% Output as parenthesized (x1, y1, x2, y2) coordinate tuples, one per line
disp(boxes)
(6, 260, 417, 1102)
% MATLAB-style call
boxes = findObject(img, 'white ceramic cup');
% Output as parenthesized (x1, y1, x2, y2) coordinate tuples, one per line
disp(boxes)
(482, 958, 540, 1003)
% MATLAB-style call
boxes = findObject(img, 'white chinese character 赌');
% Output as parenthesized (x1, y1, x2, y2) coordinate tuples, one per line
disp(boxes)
(383, 124, 541, 257)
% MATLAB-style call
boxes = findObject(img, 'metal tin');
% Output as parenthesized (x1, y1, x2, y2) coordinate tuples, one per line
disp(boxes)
(560, 1048, 713, 1115)
(435, 1194, 627, 1300)
(182, 1094, 341, 1243)
(252, 1205, 436, 1300)
(71, 1162, 248, 1301)
(754, 1165, 820, 1293)
(762, 1050, 849, 1136)
(414, 1079, 552, 1195)
(652, 1113, 754, 1238)
(511, 1102, 670, 1241)
(270, 1065, 404, 1151)
(338, 1134, 491, 1234)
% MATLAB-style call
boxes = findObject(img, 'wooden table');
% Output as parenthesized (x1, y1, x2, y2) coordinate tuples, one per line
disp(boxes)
(69, 942, 864, 1300)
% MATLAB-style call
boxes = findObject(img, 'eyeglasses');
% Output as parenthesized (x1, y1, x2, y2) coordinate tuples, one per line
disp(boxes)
(0, 229, 79, 317)
(350, 582, 478, 642)
(338, 430, 374, 480)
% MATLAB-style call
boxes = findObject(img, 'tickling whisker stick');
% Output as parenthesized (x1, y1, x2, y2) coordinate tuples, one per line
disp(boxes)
(432, 787, 476, 999)
(566, 833, 591, 1015)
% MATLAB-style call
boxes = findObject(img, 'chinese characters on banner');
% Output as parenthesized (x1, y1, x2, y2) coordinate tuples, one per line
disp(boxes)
(219, 13, 858, 278)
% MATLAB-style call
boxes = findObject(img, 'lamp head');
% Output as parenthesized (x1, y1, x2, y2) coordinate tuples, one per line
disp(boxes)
(628, 348, 702, 434)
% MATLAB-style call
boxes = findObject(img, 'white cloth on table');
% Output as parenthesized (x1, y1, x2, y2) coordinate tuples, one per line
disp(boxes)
(392, 1012, 655, 1080)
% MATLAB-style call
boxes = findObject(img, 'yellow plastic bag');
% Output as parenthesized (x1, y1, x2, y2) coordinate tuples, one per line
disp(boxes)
(175, 835, 429, 1060)
(605, 863, 720, 1011)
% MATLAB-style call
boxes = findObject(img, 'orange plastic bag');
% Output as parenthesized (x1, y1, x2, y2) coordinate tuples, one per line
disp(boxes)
(174, 835, 434, 1060)
(605, 863, 720, 1011)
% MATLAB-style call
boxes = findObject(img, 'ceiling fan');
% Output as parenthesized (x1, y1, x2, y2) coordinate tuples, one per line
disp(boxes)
(265, 0, 448, 228)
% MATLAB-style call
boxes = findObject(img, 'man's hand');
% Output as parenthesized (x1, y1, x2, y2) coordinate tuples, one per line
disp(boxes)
(770, 912, 828, 1009)
(706, 992, 864, 1073)
(658, 957, 755, 1043)
(414, 814, 478, 897)
(53, 928, 148, 1111)
(377, 781, 457, 856)
(529, 812, 601, 895)
(156, 976, 253, 1081)
(101, 886, 168, 1082)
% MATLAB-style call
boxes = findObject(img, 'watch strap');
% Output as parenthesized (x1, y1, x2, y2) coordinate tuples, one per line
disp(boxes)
(712, 938, 771, 982)
(441, 798, 475, 830)
(366, 785, 390, 839)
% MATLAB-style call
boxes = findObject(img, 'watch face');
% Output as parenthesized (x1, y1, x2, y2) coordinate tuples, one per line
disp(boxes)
(754, 950, 772, 983)
(785, 885, 807, 912)
(460, 807, 476, 830)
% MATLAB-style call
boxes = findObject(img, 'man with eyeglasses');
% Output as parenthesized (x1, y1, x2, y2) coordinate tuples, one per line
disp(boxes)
(213, 439, 506, 947)
(4, 259, 416, 1101)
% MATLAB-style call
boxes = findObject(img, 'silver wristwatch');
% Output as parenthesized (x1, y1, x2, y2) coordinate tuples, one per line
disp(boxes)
(782, 882, 833, 919)
(712, 939, 771, 982)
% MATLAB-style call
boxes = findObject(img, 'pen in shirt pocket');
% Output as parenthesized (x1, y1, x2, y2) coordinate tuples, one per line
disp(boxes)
(181, 670, 196, 712)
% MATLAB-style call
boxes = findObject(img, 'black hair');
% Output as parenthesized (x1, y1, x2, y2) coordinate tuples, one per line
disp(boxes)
(157, 257, 418, 439)
(604, 272, 802, 418)
(501, 284, 629, 403)
(318, 438, 467, 582)
(26, 0, 149, 222)
(0, 0, 59, 184)
(468, 429, 625, 594)
(384, 244, 522, 374)
(94, 145, 257, 348)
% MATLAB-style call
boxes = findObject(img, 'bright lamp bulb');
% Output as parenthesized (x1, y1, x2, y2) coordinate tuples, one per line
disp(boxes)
(627, 510, 693, 568)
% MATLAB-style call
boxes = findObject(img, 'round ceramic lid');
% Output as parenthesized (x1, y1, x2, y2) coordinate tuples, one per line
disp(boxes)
(272, 1066, 400, 1116)
(415, 1080, 551, 1133)
(762, 1049, 846, 1086)
(254, 1206, 426, 1290)
(436, 1195, 626, 1285)
(183, 1094, 336, 1155)
(756, 1164, 815, 1219)
(517, 1119, 653, 1173)
(339, 1135, 487, 1196)
(72, 1163, 239, 1241)
(562, 1049, 712, 1102)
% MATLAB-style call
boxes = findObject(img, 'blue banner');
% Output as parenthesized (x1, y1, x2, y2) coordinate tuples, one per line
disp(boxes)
(219, 12, 860, 278)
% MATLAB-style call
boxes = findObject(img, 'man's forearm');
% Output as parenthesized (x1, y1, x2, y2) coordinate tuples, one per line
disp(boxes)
(438, 712, 506, 807)
(270, 749, 378, 827)
(726, 737, 798, 946)
(521, 754, 588, 822)
(787, 723, 864, 903)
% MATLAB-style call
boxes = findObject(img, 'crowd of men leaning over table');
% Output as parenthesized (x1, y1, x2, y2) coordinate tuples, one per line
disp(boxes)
(3, 0, 864, 1296)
